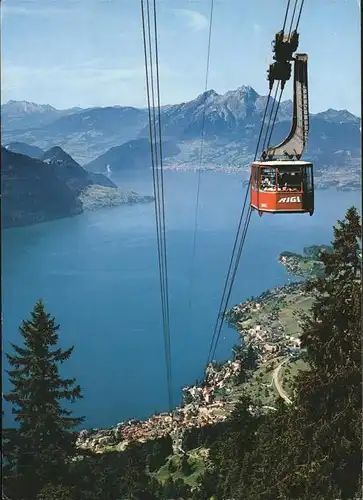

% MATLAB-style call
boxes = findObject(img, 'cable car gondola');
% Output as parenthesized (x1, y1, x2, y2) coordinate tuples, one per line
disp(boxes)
(251, 160, 314, 215)
(250, 34, 314, 216)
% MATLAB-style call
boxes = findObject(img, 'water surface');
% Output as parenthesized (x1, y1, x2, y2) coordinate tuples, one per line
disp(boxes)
(2, 170, 360, 428)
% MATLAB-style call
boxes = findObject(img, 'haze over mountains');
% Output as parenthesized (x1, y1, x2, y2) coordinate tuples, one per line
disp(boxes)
(1, 100, 85, 131)
(2, 86, 361, 183)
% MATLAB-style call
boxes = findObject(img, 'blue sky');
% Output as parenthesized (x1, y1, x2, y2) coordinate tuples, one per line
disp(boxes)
(1, 0, 361, 114)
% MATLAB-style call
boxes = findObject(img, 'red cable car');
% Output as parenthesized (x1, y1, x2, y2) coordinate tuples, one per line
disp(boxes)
(251, 38, 314, 216)
(251, 160, 314, 215)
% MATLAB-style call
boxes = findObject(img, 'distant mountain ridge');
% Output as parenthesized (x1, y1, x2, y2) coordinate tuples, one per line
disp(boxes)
(1, 100, 85, 131)
(41, 146, 117, 192)
(4, 141, 44, 159)
(137, 86, 293, 141)
(85, 138, 181, 173)
(2, 87, 360, 174)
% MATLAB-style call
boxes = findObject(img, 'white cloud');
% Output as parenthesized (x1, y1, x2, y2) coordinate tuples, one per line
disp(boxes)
(2, 63, 143, 90)
(172, 8, 209, 32)
(1, 4, 74, 17)
(1, 61, 179, 107)
(1, 0, 103, 18)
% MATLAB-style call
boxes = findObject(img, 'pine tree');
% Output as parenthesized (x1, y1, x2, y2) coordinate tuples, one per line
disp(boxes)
(272, 206, 362, 499)
(36, 483, 77, 500)
(200, 207, 362, 500)
(207, 394, 263, 499)
(291, 206, 361, 498)
(3, 300, 85, 500)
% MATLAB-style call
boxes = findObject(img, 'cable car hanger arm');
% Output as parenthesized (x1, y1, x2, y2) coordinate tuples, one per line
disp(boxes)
(262, 31, 309, 161)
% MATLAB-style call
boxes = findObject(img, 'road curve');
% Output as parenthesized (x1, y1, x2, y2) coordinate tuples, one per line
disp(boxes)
(272, 359, 293, 405)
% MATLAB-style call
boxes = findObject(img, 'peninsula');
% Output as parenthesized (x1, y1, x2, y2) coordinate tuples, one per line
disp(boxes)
(2, 146, 154, 229)
(279, 244, 333, 278)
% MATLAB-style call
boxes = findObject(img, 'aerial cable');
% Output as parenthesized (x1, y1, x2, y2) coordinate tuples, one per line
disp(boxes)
(206, 88, 273, 366)
(141, 0, 164, 325)
(261, 83, 281, 155)
(207, 205, 252, 364)
(144, 0, 164, 311)
(206, 87, 273, 365)
(206, 0, 298, 366)
(140, 0, 173, 410)
(263, 0, 303, 155)
(152, 0, 173, 410)
(209, 207, 252, 362)
(143, 0, 168, 378)
(295, 0, 305, 33)
(141, 0, 170, 407)
(266, 0, 305, 150)
(287, 0, 299, 36)
(266, 85, 284, 150)
(205, 90, 271, 364)
(147, 0, 173, 409)
(282, 0, 291, 31)
(188, 0, 215, 314)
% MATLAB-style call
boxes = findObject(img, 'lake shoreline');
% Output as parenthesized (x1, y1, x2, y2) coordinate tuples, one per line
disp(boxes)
(75, 242, 329, 453)
(75, 278, 307, 454)
(2, 187, 154, 230)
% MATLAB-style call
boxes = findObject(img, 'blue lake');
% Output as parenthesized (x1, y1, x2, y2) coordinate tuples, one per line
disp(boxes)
(2, 170, 360, 428)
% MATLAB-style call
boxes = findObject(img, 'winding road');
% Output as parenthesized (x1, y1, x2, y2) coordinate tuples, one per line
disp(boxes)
(272, 358, 293, 405)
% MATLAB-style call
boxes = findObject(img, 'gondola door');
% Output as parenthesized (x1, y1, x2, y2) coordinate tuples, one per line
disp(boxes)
(302, 164, 314, 215)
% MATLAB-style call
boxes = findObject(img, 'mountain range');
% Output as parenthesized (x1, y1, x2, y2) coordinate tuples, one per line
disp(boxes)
(1, 146, 153, 229)
(1, 100, 85, 131)
(1, 86, 361, 180)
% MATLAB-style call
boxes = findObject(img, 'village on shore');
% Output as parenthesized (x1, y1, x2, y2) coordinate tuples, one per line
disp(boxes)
(76, 358, 242, 454)
(77, 253, 319, 454)
(77, 291, 307, 453)
(162, 162, 359, 191)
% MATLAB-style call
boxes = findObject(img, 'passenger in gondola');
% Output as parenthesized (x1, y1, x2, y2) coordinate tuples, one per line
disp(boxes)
(261, 176, 276, 191)
(292, 171, 302, 191)
(261, 177, 270, 189)
(268, 176, 277, 190)
(283, 173, 300, 191)
(278, 172, 288, 190)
